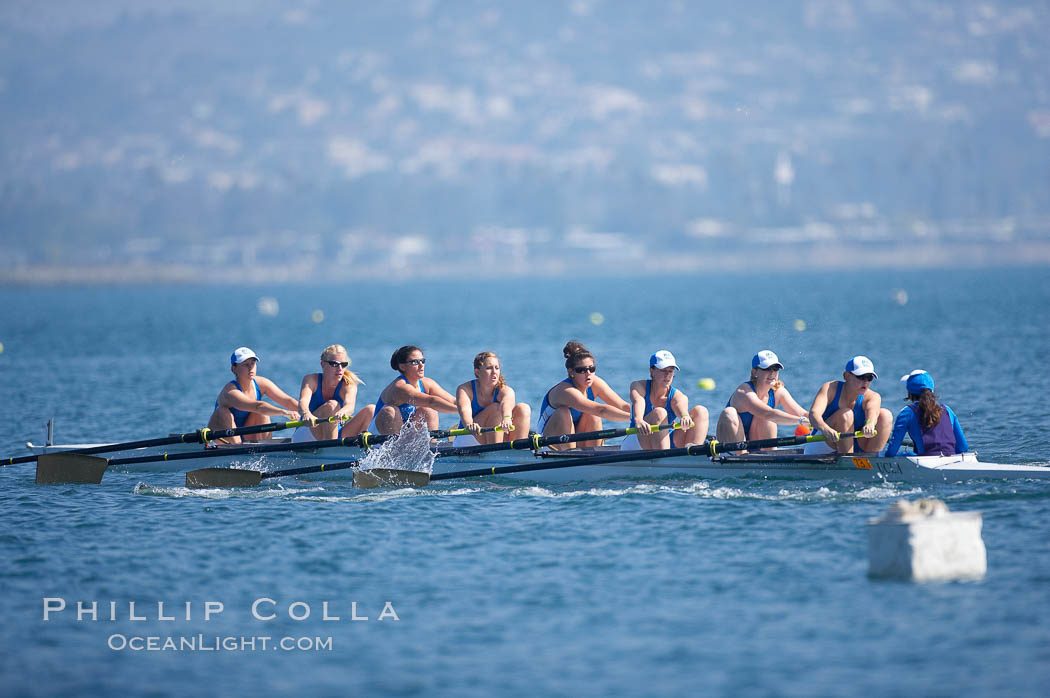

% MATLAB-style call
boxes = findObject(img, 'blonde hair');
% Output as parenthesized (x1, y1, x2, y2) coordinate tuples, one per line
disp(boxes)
(322, 344, 364, 386)
(473, 351, 506, 391)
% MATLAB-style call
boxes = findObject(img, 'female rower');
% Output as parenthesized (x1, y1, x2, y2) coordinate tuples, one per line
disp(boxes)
(537, 341, 631, 449)
(453, 351, 531, 446)
(715, 350, 809, 449)
(622, 350, 708, 450)
(292, 344, 375, 442)
(368, 345, 458, 435)
(807, 355, 892, 454)
(884, 371, 969, 456)
(206, 346, 300, 443)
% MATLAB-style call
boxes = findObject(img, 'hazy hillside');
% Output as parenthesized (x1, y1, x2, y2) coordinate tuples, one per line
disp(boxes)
(2, 0, 1049, 281)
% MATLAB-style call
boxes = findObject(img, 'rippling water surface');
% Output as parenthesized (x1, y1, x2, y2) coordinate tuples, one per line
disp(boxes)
(2, 270, 1049, 696)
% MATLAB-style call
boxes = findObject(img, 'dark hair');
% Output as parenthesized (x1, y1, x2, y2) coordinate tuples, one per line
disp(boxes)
(390, 345, 423, 372)
(563, 340, 593, 370)
(911, 389, 942, 429)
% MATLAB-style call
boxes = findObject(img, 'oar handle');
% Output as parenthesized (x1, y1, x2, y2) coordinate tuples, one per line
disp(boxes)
(200, 414, 350, 443)
(705, 430, 865, 456)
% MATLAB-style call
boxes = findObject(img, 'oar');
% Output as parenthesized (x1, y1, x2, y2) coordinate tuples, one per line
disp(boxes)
(434, 422, 682, 458)
(182, 423, 678, 489)
(5, 415, 353, 466)
(37, 426, 501, 485)
(44, 423, 510, 470)
(363, 431, 869, 488)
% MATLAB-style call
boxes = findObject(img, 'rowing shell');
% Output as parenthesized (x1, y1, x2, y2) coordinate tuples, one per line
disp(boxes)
(292, 450, 1050, 485)
(24, 438, 1050, 484)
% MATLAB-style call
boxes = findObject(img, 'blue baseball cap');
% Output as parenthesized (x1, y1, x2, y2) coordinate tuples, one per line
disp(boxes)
(845, 355, 877, 378)
(905, 371, 934, 395)
(230, 346, 259, 365)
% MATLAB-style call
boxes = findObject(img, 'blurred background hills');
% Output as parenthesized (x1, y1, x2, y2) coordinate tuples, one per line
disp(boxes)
(2, 0, 1049, 282)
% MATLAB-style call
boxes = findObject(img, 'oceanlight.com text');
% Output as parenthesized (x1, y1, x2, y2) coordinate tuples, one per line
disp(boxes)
(107, 634, 333, 652)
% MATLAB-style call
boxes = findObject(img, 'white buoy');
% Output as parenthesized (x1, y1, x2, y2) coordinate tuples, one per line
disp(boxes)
(867, 499, 986, 582)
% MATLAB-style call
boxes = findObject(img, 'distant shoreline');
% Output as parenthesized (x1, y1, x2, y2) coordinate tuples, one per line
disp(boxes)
(3, 241, 1050, 284)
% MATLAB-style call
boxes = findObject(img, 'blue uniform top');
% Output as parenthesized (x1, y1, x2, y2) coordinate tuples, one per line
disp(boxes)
(457, 380, 502, 429)
(308, 373, 345, 412)
(216, 378, 261, 428)
(538, 379, 595, 432)
(822, 381, 866, 434)
(727, 381, 776, 439)
(631, 380, 678, 428)
(374, 376, 426, 423)
(885, 402, 968, 456)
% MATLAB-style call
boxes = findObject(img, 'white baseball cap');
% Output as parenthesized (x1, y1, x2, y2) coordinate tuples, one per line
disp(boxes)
(752, 350, 783, 370)
(650, 350, 680, 371)
(230, 346, 259, 365)
(845, 355, 877, 378)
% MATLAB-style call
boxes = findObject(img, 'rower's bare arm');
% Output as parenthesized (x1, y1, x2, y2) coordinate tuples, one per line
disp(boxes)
(499, 385, 517, 412)
(560, 387, 629, 421)
(495, 386, 517, 433)
(218, 386, 257, 411)
(808, 382, 838, 440)
(861, 391, 882, 436)
(777, 387, 810, 422)
(412, 380, 458, 413)
(259, 378, 301, 412)
(340, 384, 359, 417)
(224, 385, 298, 419)
(455, 385, 476, 431)
(297, 376, 317, 417)
(741, 391, 799, 424)
(670, 392, 694, 429)
(628, 380, 650, 433)
(593, 377, 631, 412)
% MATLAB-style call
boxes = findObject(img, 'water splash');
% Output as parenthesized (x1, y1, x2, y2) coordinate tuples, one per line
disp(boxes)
(292, 487, 485, 504)
(358, 419, 436, 473)
(132, 482, 327, 499)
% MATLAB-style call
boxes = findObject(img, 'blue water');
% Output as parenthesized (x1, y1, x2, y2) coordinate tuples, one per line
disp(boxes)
(1, 269, 1049, 697)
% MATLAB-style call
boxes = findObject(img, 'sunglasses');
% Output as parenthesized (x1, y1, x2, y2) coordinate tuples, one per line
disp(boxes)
(325, 360, 349, 369)
(405, 358, 426, 366)
(574, 365, 597, 374)
(854, 373, 875, 382)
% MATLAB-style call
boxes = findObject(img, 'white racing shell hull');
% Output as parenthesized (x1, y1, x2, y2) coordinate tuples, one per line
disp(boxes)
(298, 450, 1050, 485)
(25, 441, 1050, 484)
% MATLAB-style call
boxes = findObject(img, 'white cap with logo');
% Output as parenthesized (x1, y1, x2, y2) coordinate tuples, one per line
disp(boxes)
(845, 355, 877, 378)
(650, 350, 680, 371)
(230, 347, 259, 365)
(752, 350, 784, 370)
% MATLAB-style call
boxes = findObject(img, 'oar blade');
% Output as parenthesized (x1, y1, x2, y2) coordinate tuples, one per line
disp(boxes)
(352, 468, 430, 489)
(185, 467, 263, 489)
(36, 453, 109, 485)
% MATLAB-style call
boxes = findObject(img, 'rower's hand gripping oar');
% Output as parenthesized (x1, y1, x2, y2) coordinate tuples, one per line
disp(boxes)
(183, 426, 506, 489)
(366, 430, 869, 488)
(39, 425, 503, 486)
(6, 414, 354, 467)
